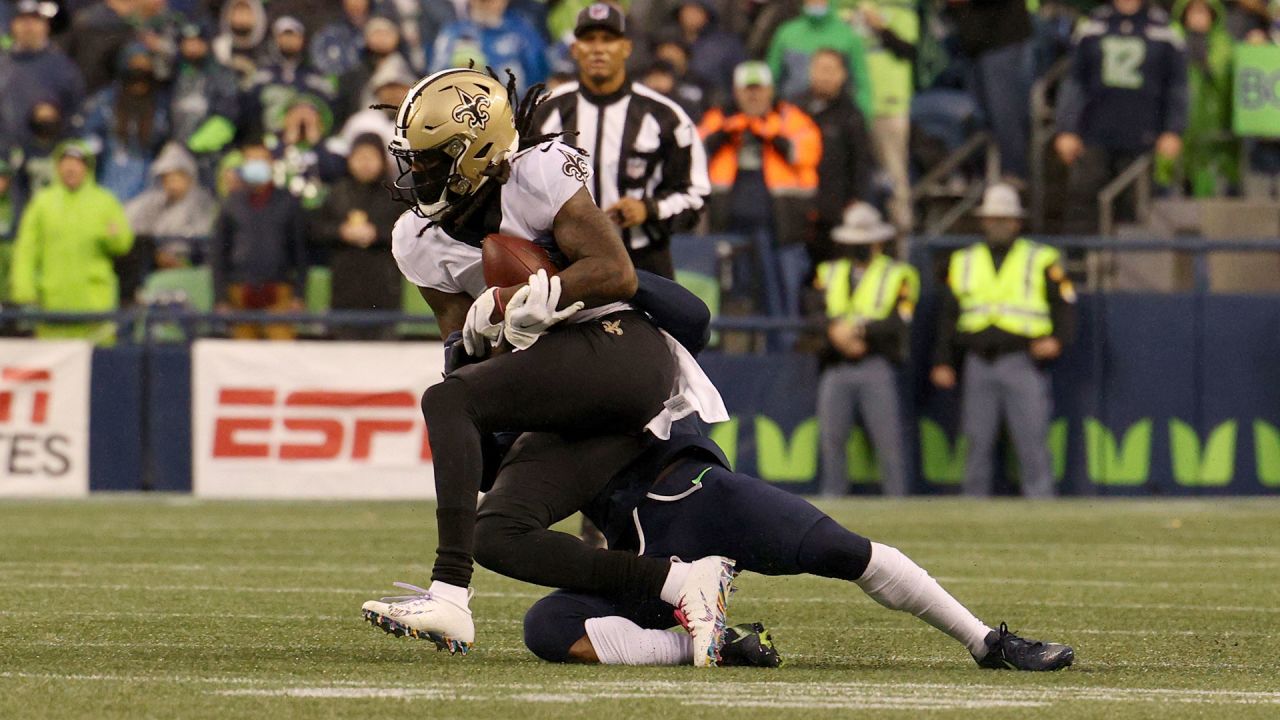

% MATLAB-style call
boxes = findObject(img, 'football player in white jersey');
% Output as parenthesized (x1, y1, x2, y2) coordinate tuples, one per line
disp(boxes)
(360, 68, 735, 666)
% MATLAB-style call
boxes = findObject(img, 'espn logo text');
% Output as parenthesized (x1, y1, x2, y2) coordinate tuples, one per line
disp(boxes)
(0, 367, 72, 475)
(212, 387, 431, 461)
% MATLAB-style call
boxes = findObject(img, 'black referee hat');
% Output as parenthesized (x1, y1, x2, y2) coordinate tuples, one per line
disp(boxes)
(574, 2, 626, 38)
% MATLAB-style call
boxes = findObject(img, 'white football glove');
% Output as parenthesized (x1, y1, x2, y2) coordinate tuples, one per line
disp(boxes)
(503, 270, 584, 351)
(462, 287, 505, 357)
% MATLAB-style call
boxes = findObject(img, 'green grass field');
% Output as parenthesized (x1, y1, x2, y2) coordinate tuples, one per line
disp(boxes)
(2, 497, 1278, 719)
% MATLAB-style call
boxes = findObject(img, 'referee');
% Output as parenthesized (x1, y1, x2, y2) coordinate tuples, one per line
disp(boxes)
(533, 3, 710, 279)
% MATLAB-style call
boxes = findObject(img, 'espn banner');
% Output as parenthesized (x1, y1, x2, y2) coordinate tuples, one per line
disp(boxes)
(0, 339, 92, 497)
(192, 340, 445, 499)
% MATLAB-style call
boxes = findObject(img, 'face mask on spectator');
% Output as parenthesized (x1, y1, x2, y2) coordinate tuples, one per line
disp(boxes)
(124, 69, 154, 87)
(240, 159, 272, 186)
(30, 118, 61, 139)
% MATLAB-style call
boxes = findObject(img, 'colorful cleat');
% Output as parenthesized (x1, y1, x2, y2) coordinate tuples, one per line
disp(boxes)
(671, 556, 736, 668)
(719, 622, 782, 668)
(974, 622, 1075, 671)
(361, 582, 475, 655)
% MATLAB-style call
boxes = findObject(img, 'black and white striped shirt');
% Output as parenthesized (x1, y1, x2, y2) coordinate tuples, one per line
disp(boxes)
(533, 80, 710, 260)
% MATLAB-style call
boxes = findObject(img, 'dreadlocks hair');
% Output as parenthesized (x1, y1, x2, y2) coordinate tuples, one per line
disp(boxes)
(426, 66, 582, 233)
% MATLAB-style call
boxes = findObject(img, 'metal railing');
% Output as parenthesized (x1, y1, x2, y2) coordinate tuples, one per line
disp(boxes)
(1028, 56, 1073, 233)
(6, 236, 1280, 348)
(1097, 153, 1154, 237)
(909, 132, 1001, 237)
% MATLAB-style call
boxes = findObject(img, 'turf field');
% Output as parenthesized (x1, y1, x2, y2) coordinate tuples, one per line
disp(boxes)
(1, 497, 1277, 719)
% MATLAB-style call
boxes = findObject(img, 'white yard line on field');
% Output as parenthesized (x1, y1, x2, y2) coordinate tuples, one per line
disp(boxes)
(203, 679, 1280, 709)
(7, 673, 1280, 708)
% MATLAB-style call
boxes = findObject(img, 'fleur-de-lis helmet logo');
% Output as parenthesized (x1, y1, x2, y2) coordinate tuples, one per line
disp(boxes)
(452, 87, 491, 130)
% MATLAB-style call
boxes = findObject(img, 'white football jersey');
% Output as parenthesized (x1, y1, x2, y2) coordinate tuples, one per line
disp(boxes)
(392, 141, 627, 323)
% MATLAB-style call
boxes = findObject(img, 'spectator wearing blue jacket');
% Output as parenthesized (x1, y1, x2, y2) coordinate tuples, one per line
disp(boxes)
(75, 44, 174, 203)
(671, 0, 745, 105)
(429, 0, 549, 93)
(310, 0, 403, 78)
(1055, 0, 1188, 234)
(0, 1, 85, 147)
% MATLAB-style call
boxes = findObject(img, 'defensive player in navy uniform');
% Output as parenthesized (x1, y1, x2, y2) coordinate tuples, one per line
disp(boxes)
(514, 315, 1076, 671)
(360, 68, 735, 666)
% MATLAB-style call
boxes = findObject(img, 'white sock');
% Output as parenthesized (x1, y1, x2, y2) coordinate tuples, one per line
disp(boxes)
(658, 561, 689, 605)
(427, 580, 470, 608)
(855, 542, 993, 657)
(584, 616, 693, 665)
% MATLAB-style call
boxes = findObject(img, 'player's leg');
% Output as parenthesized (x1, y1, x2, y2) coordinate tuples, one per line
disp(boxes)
(473, 431, 736, 666)
(999, 354, 1056, 498)
(637, 464, 1073, 670)
(816, 365, 859, 497)
(960, 353, 1002, 497)
(523, 590, 779, 667)
(473, 432, 669, 598)
(856, 357, 909, 497)
(422, 311, 677, 591)
(639, 465, 986, 650)
(523, 590, 680, 664)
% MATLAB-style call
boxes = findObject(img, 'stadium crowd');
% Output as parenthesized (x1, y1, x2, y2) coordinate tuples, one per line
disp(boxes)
(1, 0, 1275, 497)
(0, 0, 1277, 329)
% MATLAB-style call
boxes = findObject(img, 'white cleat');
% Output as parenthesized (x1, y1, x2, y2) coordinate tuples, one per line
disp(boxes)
(671, 556, 736, 667)
(361, 582, 475, 655)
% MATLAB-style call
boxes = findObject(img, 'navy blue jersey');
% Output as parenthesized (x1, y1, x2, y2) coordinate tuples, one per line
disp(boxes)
(581, 421, 730, 551)
(1055, 5, 1188, 151)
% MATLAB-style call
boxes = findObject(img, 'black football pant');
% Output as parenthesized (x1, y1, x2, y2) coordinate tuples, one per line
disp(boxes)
(421, 310, 676, 589)
(474, 431, 671, 599)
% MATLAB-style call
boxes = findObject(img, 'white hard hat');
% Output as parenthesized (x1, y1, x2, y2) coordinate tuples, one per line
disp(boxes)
(832, 202, 896, 245)
(974, 183, 1026, 219)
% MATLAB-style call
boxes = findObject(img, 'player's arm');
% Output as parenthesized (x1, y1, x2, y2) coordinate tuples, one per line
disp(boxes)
(418, 286, 472, 338)
(497, 187, 637, 310)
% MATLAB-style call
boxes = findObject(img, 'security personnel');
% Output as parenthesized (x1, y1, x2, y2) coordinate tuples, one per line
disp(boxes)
(930, 184, 1076, 498)
(534, 3, 710, 279)
(815, 203, 919, 497)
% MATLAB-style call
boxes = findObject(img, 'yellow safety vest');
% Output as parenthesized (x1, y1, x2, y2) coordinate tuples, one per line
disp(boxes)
(818, 254, 920, 324)
(948, 238, 1059, 338)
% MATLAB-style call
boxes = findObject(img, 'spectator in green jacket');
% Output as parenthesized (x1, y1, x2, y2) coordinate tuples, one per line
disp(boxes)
(0, 157, 15, 305)
(1169, 0, 1238, 196)
(10, 140, 134, 344)
(767, 0, 874, 121)
(857, 0, 918, 231)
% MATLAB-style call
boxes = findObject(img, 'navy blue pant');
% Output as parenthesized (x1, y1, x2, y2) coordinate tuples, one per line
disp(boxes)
(523, 463, 873, 662)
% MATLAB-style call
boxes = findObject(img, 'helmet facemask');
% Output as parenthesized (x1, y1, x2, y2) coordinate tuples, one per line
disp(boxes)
(390, 135, 472, 220)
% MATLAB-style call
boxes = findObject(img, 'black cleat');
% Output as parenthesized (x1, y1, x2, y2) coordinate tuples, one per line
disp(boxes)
(718, 622, 782, 668)
(974, 622, 1074, 671)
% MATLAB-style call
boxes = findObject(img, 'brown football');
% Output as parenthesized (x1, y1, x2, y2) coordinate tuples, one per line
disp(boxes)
(482, 233, 560, 288)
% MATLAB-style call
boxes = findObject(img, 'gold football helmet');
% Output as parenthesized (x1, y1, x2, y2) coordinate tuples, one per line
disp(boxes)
(390, 68, 519, 220)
